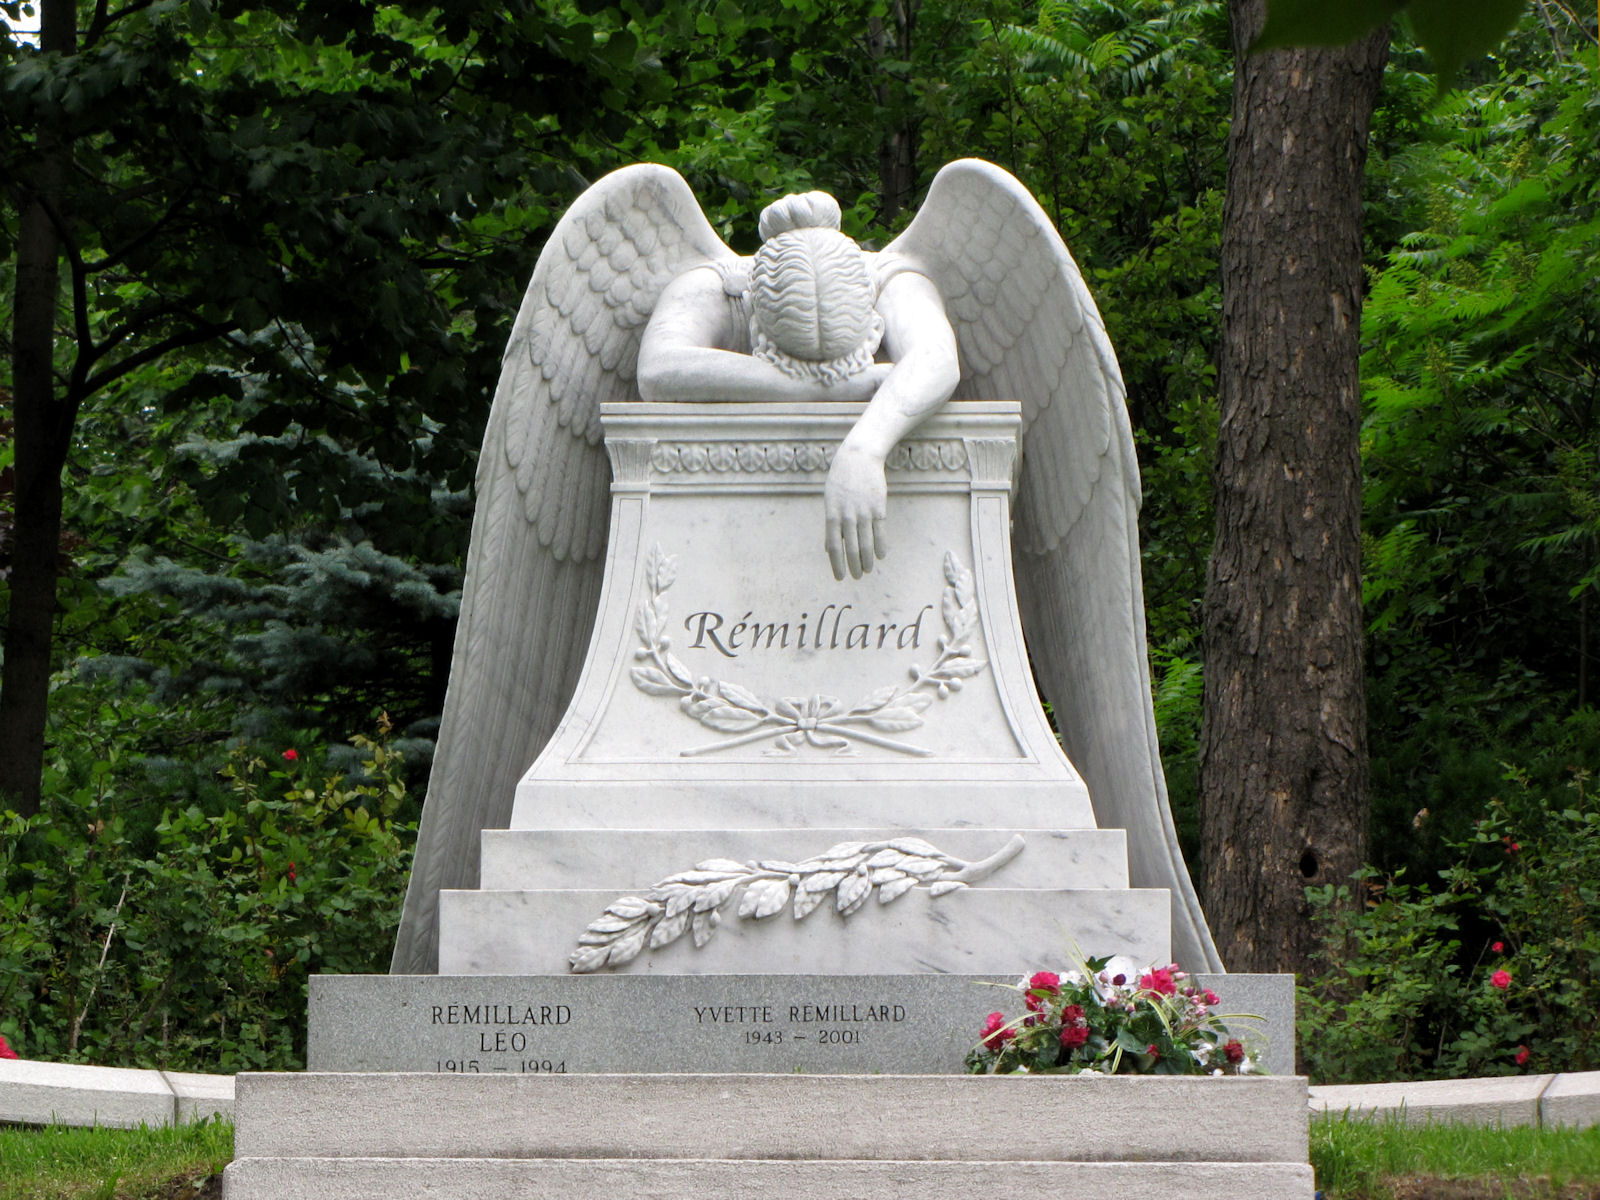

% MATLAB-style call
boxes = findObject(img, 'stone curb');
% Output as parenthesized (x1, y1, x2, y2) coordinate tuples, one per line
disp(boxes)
(3, 1059, 1597, 1131)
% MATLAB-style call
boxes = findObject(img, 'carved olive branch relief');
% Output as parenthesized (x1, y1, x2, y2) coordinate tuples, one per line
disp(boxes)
(569, 834, 1026, 973)
(628, 545, 989, 757)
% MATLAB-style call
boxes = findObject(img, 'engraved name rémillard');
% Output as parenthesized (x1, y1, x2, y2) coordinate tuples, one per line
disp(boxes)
(628, 545, 990, 757)
(568, 834, 1026, 973)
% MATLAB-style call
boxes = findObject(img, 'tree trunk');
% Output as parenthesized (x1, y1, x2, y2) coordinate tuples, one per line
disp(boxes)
(867, 0, 918, 222)
(1199, 0, 1387, 974)
(0, 0, 75, 817)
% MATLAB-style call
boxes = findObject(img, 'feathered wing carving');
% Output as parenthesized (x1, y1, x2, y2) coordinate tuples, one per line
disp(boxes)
(391, 165, 736, 974)
(886, 160, 1224, 971)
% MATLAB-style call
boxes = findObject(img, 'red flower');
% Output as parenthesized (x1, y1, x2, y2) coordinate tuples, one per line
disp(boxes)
(1060, 1024, 1089, 1049)
(282, 749, 298, 761)
(1139, 967, 1177, 996)
(1024, 971, 1060, 1010)
(1224, 1040, 1245, 1064)
(0, 1035, 17, 1060)
(1491, 969, 1512, 989)
(1515, 1045, 1530, 1066)
(287, 861, 297, 883)
(981, 1012, 1015, 1050)
(1146, 1044, 1160, 1058)
(1492, 941, 1505, 953)
(1203, 989, 1220, 1007)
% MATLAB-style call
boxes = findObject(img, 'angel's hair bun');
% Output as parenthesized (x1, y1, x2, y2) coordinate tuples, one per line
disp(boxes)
(758, 192, 842, 242)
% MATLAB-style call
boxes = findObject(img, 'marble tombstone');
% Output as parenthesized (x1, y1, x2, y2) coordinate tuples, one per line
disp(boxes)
(313, 159, 1278, 1077)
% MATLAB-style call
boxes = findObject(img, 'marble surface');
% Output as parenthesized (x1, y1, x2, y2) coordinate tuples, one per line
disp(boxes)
(478, 827, 1131, 892)
(437, 886, 1170, 977)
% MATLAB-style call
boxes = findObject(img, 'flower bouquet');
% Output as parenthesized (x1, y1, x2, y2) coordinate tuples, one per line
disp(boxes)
(964, 954, 1263, 1076)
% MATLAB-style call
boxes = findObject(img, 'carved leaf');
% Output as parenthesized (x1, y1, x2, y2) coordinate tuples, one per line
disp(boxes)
(869, 866, 907, 885)
(694, 878, 740, 912)
(716, 681, 768, 714)
(928, 880, 969, 897)
(663, 869, 744, 885)
(941, 590, 964, 641)
(888, 837, 941, 856)
(569, 945, 610, 973)
(943, 552, 975, 604)
(813, 852, 869, 873)
(606, 897, 657, 920)
(649, 909, 690, 948)
(636, 603, 661, 647)
(690, 909, 716, 947)
(902, 693, 934, 713)
(802, 869, 847, 893)
(775, 697, 803, 720)
(758, 860, 801, 874)
(851, 685, 900, 714)
(646, 545, 676, 594)
(792, 887, 825, 920)
(938, 657, 989, 679)
(662, 885, 693, 918)
(818, 841, 867, 860)
(878, 875, 918, 903)
(584, 914, 641, 934)
(694, 859, 749, 873)
(738, 877, 791, 920)
(897, 856, 945, 878)
(865, 707, 926, 732)
(836, 871, 872, 915)
(866, 848, 903, 869)
(662, 652, 694, 687)
(631, 667, 680, 696)
(608, 926, 649, 965)
(695, 705, 764, 733)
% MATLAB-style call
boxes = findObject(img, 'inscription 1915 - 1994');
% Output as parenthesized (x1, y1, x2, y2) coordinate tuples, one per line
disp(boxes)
(684, 603, 933, 659)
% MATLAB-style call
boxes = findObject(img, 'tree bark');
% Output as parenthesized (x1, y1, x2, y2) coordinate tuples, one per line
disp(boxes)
(1199, 0, 1386, 974)
(0, 0, 76, 817)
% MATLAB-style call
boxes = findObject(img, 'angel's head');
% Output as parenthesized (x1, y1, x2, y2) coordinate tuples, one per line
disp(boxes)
(748, 192, 884, 385)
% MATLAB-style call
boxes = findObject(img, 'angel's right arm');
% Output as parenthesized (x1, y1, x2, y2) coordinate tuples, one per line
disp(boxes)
(637, 267, 887, 403)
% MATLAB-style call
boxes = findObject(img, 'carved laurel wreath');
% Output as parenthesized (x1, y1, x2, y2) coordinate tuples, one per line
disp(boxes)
(629, 545, 989, 757)
(569, 834, 1025, 973)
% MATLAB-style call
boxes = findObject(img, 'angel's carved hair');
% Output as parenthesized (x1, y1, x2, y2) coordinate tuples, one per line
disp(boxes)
(749, 192, 883, 384)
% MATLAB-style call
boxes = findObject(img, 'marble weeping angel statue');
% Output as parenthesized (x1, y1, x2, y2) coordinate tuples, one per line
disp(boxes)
(390, 158, 1223, 976)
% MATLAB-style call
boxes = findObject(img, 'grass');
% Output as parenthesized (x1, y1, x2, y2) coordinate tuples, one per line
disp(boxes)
(0, 1120, 232, 1200)
(1313, 1114, 1600, 1199)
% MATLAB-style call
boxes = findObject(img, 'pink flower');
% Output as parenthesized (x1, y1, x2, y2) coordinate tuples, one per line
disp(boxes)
(1139, 967, 1177, 996)
(981, 1012, 1015, 1050)
(1146, 1043, 1160, 1058)
(1203, 989, 1220, 1007)
(1492, 941, 1505, 953)
(282, 749, 298, 761)
(1223, 1040, 1245, 1064)
(1491, 969, 1512, 989)
(1515, 1045, 1530, 1066)
(0, 1035, 16, 1060)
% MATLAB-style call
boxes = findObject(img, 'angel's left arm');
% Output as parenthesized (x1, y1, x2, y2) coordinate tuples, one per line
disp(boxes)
(822, 270, 960, 579)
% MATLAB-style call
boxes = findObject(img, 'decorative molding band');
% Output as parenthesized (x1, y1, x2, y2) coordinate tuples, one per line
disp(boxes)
(569, 834, 1027, 973)
(647, 439, 968, 477)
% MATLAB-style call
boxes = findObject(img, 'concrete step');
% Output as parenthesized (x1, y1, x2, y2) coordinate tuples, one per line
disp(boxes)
(437, 885, 1171, 975)
(224, 1156, 1315, 1199)
(479, 827, 1130, 891)
(233, 1073, 1309, 1163)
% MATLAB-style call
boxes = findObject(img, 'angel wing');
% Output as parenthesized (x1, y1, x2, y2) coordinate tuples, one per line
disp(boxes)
(391, 165, 736, 974)
(885, 160, 1224, 971)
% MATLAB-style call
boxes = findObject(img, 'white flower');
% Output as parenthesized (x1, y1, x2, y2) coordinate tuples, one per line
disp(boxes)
(1063, 970, 1086, 986)
(1094, 955, 1146, 998)
(1211, 1068, 1224, 1077)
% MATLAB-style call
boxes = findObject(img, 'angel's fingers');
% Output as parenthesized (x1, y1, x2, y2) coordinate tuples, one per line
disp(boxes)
(856, 515, 876, 575)
(826, 517, 847, 581)
(842, 516, 864, 580)
(871, 516, 888, 563)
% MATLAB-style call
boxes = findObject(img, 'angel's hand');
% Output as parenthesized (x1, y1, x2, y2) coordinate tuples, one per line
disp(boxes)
(824, 441, 888, 580)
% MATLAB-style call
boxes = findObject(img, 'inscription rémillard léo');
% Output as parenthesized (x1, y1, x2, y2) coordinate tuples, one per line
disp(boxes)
(629, 545, 989, 758)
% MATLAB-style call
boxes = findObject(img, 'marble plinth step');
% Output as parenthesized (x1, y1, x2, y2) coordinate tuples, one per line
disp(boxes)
(437, 886, 1170, 976)
(511, 778, 1094, 833)
(232, 1073, 1310, 1163)
(479, 827, 1130, 891)
(223, 1157, 1316, 1200)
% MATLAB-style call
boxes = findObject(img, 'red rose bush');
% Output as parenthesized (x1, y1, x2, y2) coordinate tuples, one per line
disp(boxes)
(964, 954, 1264, 1076)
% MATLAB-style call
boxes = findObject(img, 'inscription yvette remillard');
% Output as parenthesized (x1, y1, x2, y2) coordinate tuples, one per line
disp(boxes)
(429, 1000, 572, 1074)
(694, 999, 908, 1047)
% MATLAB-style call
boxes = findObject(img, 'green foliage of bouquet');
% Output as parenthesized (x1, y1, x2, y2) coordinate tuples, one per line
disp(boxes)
(964, 955, 1262, 1076)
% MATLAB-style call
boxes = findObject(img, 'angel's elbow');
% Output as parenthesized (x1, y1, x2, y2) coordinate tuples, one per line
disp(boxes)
(636, 354, 669, 402)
